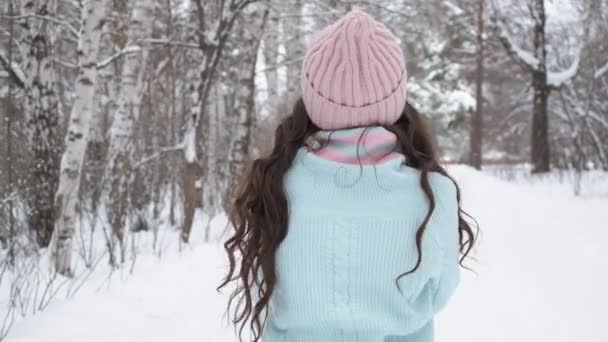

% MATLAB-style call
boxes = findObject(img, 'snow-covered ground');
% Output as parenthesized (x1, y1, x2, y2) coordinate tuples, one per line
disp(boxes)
(3, 166, 608, 342)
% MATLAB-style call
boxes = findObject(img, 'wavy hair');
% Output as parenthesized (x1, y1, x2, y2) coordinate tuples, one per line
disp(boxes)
(217, 98, 478, 342)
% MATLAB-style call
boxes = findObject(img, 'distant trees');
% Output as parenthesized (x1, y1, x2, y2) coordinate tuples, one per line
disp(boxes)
(0, 0, 606, 279)
(179, 0, 261, 243)
(493, 0, 585, 172)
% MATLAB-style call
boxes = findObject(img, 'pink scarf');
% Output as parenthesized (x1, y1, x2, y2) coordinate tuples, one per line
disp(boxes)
(306, 126, 404, 165)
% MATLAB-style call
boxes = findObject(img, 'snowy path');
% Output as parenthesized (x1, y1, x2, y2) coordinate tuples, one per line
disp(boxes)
(5, 167, 608, 342)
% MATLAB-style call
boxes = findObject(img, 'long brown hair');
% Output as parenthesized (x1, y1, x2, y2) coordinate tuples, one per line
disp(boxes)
(218, 98, 478, 342)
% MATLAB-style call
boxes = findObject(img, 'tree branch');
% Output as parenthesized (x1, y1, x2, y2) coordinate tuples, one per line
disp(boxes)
(96, 46, 142, 69)
(548, 51, 581, 88)
(134, 144, 184, 168)
(144, 39, 200, 49)
(493, 19, 540, 72)
(0, 50, 25, 89)
(4, 14, 80, 38)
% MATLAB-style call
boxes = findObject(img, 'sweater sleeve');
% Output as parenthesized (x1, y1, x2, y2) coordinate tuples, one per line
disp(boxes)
(428, 174, 461, 314)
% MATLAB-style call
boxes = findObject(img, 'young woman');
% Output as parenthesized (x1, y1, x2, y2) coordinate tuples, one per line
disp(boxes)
(219, 7, 477, 342)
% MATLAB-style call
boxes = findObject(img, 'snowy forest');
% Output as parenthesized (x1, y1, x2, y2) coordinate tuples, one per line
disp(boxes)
(0, 0, 607, 341)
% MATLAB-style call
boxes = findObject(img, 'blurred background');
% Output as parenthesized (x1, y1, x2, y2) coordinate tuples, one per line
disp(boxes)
(0, 0, 607, 341)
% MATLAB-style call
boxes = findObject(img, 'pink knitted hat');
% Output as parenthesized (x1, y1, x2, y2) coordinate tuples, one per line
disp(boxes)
(301, 6, 407, 130)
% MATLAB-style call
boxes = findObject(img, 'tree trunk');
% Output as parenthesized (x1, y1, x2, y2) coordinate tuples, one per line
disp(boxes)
(5, 0, 16, 263)
(226, 7, 269, 205)
(54, 0, 109, 276)
(181, 123, 203, 242)
(469, 0, 484, 170)
(21, 0, 61, 248)
(103, 0, 155, 256)
(285, 0, 304, 102)
(180, 0, 257, 242)
(262, 22, 280, 113)
(530, 0, 550, 173)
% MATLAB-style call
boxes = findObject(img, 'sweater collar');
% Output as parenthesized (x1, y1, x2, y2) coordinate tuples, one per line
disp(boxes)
(305, 126, 405, 165)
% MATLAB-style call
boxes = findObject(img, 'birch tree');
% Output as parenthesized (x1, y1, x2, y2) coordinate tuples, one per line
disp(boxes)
(53, 0, 110, 276)
(180, 0, 257, 243)
(283, 0, 304, 102)
(225, 4, 269, 204)
(20, 0, 61, 247)
(102, 0, 155, 262)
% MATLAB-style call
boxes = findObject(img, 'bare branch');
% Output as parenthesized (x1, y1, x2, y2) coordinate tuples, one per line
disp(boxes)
(493, 19, 540, 71)
(96, 46, 142, 69)
(4, 14, 80, 38)
(144, 39, 200, 49)
(134, 144, 185, 168)
(548, 51, 581, 88)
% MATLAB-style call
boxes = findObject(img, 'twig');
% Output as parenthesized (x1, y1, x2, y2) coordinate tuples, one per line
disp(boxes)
(133, 144, 185, 168)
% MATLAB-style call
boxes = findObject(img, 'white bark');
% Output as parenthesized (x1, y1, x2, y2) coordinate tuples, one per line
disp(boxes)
(53, 0, 109, 276)
(227, 16, 262, 187)
(106, 0, 155, 162)
(102, 0, 155, 247)
(284, 0, 304, 101)
(21, 0, 61, 247)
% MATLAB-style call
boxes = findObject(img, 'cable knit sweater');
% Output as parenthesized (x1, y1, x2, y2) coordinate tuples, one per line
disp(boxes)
(261, 126, 460, 342)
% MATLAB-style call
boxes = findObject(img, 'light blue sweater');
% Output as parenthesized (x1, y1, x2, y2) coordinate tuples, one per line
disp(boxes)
(261, 130, 460, 342)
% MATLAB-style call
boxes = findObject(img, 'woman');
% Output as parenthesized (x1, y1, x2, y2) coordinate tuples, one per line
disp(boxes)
(218, 7, 477, 342)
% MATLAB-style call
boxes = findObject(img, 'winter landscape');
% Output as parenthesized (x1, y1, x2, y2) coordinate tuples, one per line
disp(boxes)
(1, 0, 607, 342)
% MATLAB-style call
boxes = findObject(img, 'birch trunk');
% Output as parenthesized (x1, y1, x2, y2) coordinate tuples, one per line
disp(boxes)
(284, 0, 304, 102)
(181, 105, 203, 242)
(226, 6, 269, 204)
(180, 0, 257, 242)
(103, 0, 155, 256)
(201, 86, 221, 226)
(53, 0, 109, 276)
(21, 0, 61, 248)
(262, 18, 280, 114)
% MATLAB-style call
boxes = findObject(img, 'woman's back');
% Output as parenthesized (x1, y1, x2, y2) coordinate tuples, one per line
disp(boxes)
(262, 129, 460, 342)
(218, 7, 476, 342)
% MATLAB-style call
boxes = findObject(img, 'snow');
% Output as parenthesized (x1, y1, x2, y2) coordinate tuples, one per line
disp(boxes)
(2, 167, 608, 342)
(594, 60, 608, 79)
(437, 86, 475, 113)
(183, 126, 197, 162)
(442, 1, 464, 16)
(548, 50, 580, 87)
(496, 22, 540, 70)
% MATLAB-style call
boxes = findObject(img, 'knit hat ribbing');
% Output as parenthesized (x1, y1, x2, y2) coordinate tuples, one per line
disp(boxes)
(301, 6, 408, 130)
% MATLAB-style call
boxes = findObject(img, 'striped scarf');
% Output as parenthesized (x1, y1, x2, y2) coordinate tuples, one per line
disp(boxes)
(306, 126, 404, 165)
